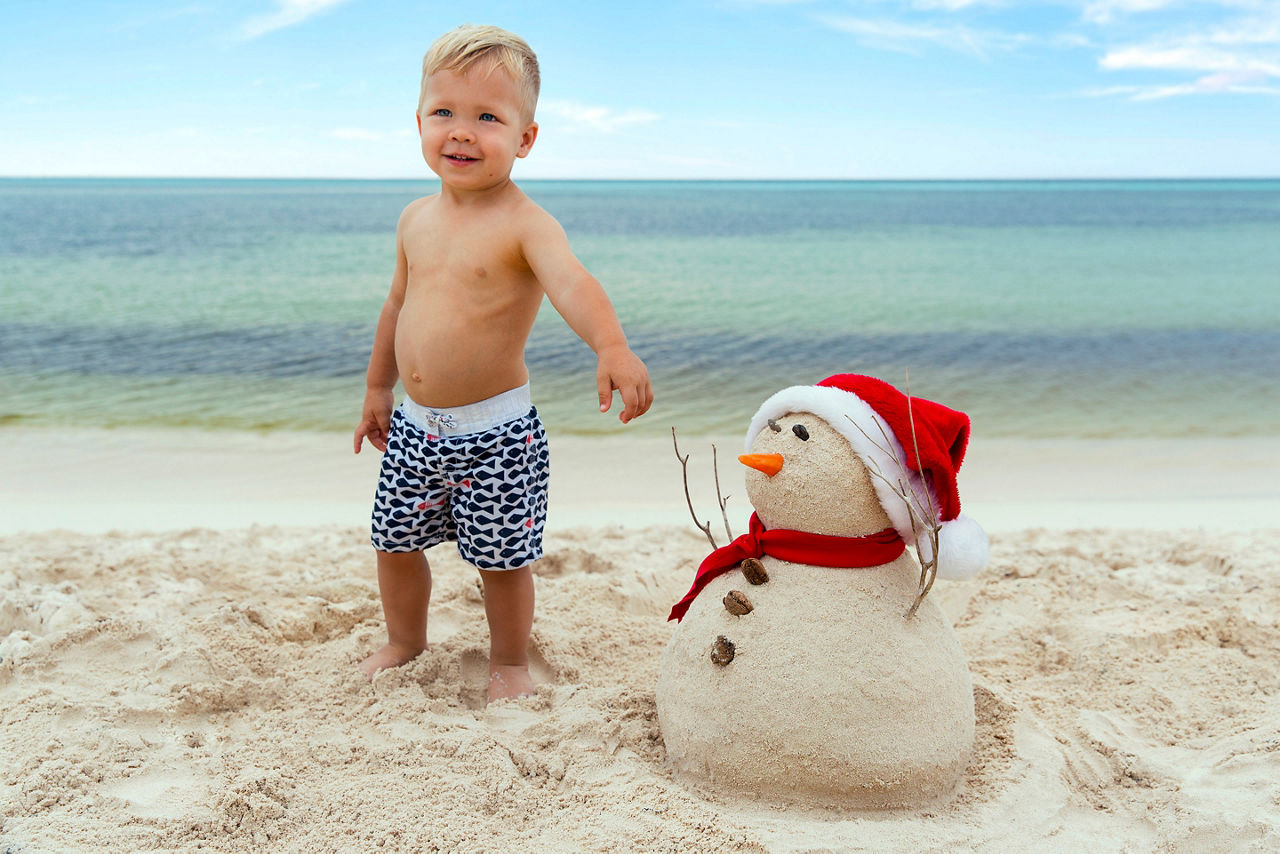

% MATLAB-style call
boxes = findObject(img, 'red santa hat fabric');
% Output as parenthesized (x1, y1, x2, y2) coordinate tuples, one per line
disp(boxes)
(744, 374, 989, 580)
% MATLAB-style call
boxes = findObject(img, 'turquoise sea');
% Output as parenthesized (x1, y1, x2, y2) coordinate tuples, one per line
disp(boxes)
(1, 178, 1277, 438)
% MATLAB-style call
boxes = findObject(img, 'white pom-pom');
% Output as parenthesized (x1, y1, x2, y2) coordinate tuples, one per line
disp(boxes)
(917, 514, 989, 580)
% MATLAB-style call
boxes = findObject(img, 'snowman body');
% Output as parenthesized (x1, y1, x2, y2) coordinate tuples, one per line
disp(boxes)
(656, 411, 976, 809)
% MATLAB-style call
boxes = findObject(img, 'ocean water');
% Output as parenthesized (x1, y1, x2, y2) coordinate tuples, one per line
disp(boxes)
(1, 178, 1277, 439)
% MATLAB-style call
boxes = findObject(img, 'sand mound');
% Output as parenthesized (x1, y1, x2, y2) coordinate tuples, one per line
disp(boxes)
(3, 525, 1279, 851)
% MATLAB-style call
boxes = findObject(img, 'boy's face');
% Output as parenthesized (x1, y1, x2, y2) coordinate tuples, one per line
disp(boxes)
(417, 65, 537, 192)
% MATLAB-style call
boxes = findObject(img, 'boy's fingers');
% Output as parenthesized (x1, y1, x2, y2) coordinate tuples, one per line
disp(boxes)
(619, 385, 641, 422)
(597, 374, 613, 412)
(627, 382, 652, 420)
(354, 416, 392, 454)
(639, 382, 654, 416)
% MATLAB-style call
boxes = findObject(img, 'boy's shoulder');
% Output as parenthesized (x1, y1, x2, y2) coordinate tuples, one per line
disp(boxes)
(457, 183, 564, 240)
(504, 183, 565, 236)
(398, 193, 439, 221)
(393, 194, 435, 233)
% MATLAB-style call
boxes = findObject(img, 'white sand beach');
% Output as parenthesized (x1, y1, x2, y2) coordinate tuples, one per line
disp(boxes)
(3, 428, 1279, 851)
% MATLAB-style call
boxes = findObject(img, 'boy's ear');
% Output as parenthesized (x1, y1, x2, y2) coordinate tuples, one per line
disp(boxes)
(416, 112, 422, 136)
(516, 122, 538, 158)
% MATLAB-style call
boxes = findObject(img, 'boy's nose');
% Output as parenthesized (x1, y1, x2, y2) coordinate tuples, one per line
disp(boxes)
(449, 124, 475, 143)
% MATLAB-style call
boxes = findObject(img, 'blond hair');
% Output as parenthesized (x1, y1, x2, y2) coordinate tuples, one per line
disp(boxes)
(418, 25, 540, 120)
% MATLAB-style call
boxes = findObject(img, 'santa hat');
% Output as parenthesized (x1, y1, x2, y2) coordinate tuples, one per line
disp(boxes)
(744, 374, 988, 580)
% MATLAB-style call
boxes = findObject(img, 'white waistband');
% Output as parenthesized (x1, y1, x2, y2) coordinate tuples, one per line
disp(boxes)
(400, 384, 532, 436)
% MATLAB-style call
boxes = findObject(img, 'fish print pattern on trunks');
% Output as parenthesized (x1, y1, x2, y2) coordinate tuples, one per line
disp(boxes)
(370, 406, 550, 569)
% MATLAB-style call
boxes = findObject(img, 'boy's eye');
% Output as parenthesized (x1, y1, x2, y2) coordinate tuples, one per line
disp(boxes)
(433, 108, 451, 117)
(479, 113, 497, 122)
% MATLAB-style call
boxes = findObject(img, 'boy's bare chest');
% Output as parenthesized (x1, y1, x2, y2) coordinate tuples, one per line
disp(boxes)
(404, 223, 528, 294)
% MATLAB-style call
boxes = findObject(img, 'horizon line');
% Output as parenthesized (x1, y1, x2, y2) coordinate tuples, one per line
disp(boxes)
(3, 174, 1279, 183)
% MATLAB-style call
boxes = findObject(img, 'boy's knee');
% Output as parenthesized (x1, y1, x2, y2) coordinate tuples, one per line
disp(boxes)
(376, 549, 429, 569)
(478, 565, 533, 586)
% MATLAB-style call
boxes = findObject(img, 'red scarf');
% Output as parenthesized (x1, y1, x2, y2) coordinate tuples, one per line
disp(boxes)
(668, 512, 905, 622)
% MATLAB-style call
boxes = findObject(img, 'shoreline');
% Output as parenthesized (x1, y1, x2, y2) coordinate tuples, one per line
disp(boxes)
(2, 425, 1280, 535)
(1, 426, 1277, 536)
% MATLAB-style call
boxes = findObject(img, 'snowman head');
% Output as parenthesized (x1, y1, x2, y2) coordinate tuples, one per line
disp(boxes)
(742, 411, 894, 537)
(743, 375, 989, 580)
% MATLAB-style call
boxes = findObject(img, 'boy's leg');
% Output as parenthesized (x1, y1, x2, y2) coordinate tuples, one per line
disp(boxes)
(478, 566, 536, 701)
(359, 549, 431, 679)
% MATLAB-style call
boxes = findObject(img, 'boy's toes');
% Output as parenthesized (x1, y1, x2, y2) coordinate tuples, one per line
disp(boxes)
(359, 643, 424, 681)
(487, 665, 536, 703)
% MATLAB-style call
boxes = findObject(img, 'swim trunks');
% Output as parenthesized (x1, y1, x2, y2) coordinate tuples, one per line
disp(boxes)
(370, 384, 549, 569)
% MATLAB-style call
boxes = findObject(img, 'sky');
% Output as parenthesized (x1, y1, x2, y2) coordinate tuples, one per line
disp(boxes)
(2, 0, 1278, 179)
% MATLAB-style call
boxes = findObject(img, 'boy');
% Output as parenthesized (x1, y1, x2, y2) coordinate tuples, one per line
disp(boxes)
(352, 25, 652, 701)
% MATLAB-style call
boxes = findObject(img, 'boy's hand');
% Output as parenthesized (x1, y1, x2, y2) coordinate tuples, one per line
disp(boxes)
(596, 346, 653, 424)
(353, 387, 396, 453)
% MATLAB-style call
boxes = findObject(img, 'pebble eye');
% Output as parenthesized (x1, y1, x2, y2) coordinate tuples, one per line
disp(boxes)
(792, 424, 809, 441)
(767, 418, 782, 432)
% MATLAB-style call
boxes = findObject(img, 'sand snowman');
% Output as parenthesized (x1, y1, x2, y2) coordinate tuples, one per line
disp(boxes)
(657, 374, 989, 809)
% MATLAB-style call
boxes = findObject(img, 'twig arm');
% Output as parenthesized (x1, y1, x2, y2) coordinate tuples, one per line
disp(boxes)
(901, 369, 942, 618)
(712, 444, 734, 542)
(672, 427, 718, 549)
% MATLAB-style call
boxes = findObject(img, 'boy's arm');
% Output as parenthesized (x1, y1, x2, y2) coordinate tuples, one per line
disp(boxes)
(353, 209, 411, 453)
(522, 212, 653, 423)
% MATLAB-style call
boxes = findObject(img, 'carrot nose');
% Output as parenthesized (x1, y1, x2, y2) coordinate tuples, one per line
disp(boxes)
(739, 453, 784, 477)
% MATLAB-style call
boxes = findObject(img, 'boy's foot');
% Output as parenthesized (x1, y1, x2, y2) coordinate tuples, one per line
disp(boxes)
(359, 643, 425, 680)
(487, 665, 536, 703)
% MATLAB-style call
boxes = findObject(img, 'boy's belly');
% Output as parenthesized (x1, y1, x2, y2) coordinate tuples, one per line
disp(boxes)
(394, 313, 532, 408)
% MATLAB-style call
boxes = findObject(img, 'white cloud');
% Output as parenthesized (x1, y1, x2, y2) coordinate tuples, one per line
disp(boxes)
(734, 0, 1003, 7)
(1083, 71, 1280, 98)
(1088, 1, 1280, 97)
(817, 14, 1030, 58)
(331, 127, 412, 142)
(750, 0, 1279, 102)
(1102, 44, 1280, 75)
(1082, 0, 1279, 25)
(912, 0, 999, 9)
(112, 5, 210, 34)
(1078, 83, 1148, 96)
(241, 0, 353, 40)
(1205, 13, 1280, 47)
(331, 128, 384, 141)
(1083, 0, 1179, 25)
(1140, 71, 1280, 97)
(538, 100, 661, 133)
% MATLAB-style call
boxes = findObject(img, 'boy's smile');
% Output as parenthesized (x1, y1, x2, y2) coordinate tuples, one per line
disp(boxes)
(418, 65, 537, 192)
